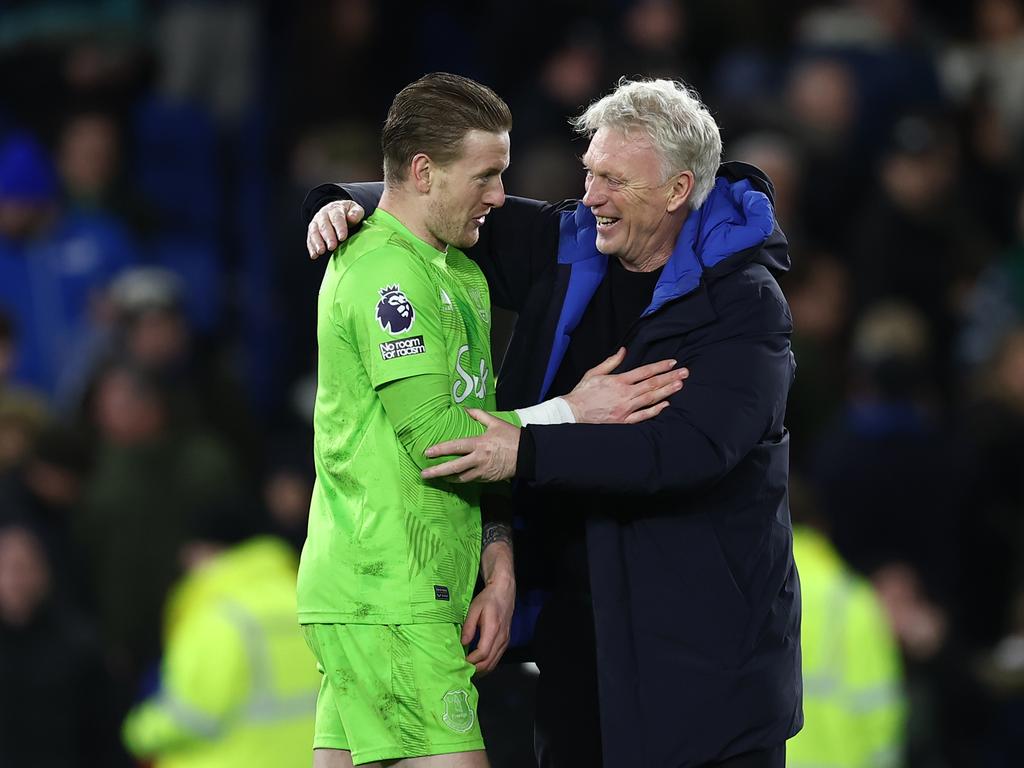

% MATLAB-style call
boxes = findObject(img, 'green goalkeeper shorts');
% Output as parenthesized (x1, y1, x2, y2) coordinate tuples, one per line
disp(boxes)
(301, 623, 484, 765)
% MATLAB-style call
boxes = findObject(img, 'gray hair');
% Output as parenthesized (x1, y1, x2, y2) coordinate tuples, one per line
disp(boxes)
(570, 78, 722, 208)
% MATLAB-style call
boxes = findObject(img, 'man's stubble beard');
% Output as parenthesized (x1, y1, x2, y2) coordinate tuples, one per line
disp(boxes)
(426, 183, 472, 250)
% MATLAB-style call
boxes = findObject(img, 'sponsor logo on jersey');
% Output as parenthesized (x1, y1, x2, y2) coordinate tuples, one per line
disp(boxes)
(376, 284, 415, 334)
(452, 345, 489, 403)
(379, 335, 425, 360)
(441, 689, 475, 733)
(440, 288, 453, 310)
(433, 585, 450, 601)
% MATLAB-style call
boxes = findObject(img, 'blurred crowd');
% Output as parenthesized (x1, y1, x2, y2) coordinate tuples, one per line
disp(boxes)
(1, 0, 1023, 766)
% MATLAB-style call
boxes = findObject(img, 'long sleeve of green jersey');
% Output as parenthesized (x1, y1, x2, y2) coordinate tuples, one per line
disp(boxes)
(378, 373, 520, 472)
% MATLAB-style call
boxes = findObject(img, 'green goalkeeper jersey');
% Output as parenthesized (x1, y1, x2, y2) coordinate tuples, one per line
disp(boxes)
(298, 209, 501, 625)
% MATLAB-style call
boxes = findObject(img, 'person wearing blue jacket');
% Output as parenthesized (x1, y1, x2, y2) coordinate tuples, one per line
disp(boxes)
(304, 78, 802, 768)
(0, 132, 138, 401)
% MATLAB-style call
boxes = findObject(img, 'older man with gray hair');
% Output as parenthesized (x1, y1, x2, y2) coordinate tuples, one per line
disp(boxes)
(305, 77, 802, 768)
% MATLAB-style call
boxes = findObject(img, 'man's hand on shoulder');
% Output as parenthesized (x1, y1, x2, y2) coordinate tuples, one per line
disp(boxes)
(307, 200, 366, 258)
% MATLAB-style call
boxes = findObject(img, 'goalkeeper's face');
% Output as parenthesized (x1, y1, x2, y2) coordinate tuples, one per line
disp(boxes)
(426, 129, 509, 250)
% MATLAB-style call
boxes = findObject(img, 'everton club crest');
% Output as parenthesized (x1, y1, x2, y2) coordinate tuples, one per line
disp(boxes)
(376, 284, 415, 335)
(441, 689, 474, 733)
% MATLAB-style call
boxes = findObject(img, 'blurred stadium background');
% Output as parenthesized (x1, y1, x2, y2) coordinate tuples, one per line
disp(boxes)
(1, 0, 1023, 766)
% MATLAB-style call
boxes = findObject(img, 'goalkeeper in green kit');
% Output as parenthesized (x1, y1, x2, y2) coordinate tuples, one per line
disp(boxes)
(299, 73, 687, 768)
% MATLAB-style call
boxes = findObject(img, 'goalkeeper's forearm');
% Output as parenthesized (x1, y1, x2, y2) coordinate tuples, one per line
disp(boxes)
(480, 519, 514, 584)
(378, 375, 520, 472)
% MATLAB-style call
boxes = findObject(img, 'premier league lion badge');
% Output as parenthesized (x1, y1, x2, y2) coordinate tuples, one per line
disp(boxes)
(376, 284, 415, 334)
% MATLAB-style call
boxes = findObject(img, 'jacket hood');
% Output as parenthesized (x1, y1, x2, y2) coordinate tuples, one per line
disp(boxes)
(712, 161, 790, 274)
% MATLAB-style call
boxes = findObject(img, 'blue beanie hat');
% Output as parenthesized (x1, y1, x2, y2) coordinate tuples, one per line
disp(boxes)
(0, 133, 58, 203)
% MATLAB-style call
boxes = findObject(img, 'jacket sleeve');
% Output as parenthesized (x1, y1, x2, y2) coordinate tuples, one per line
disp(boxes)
(525, 295, 794, 497)
(300, 181, 568, 312)
(301, 182, 383, 223)
(122, 610, 248, 757)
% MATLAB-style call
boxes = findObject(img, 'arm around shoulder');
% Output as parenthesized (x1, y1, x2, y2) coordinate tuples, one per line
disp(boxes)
(302, 182, 384, 223)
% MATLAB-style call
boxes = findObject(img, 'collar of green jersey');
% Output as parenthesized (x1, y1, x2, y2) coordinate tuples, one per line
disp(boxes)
(371, 208, 462, 268)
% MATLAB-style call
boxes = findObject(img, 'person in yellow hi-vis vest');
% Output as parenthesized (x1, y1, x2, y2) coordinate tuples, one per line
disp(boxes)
(788, 517, 907, 768)
(123, 502, 319, 768)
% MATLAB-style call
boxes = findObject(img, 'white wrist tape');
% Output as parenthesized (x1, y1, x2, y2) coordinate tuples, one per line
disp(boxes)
(515, 397, 577, 426)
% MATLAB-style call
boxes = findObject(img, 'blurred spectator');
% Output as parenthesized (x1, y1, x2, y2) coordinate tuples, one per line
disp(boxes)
(0, 522, 115, 767)
(787, 56, 857, 147)
(870, 560, 991, 768)
(728, 131, 805, 248)
(0, 131, 137, 399)
(0, 308, 49, 471)
(788, 0, 948, 249)
(787, 477, 906, 768)
(0, 391, 48, 472)
(813, 301, 957, 601)
(277, 0, 388, 151)
(812, 301, 984, 767)
(262, 437, 313, 553)
(609, 0, 694, 83)
(794, 0, 945, 151)
(154, 1, 257, 129)
(955, 80, 1022, 250)
(275, 124, 381, 393)
(507, 22, 605, 200)
(75, 362, 242, 695)
(59, 110, 117, 201)
(784, 55, 866, 251)
(781, 252, 850, 470)
(851, 114, 994, 383)
(57, 109, 157, 237)
(942, 0, 1024, 148)
(288, 123, 381, 193)
(957, 328, 1024, 656)
(68, 267, 263, 475)
(0, 424, 92, 606)
(0, 1, 144, 129)
(122, 502, 318, 767)
(958, 187, 1024, 369)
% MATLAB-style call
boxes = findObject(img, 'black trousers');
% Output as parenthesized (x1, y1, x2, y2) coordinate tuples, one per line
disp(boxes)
(531, 593, 785, 768)
(533, 592, 603, 768)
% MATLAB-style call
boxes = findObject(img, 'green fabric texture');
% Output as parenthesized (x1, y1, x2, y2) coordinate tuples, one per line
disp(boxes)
(298, 208, 507, 626)
(302, 623, 483, 764)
